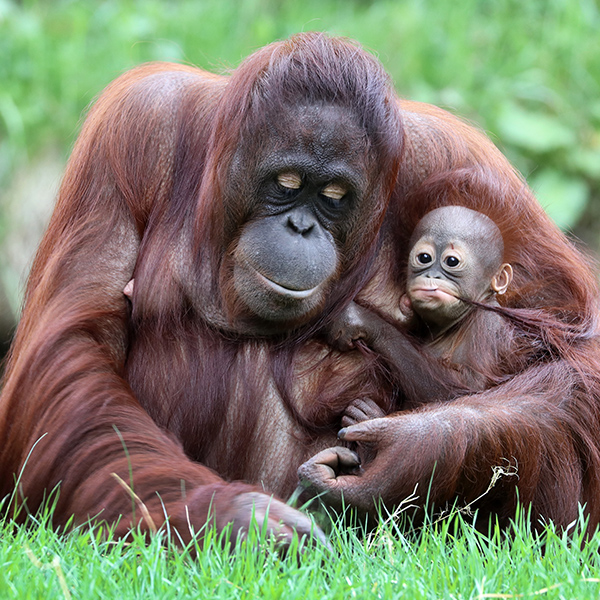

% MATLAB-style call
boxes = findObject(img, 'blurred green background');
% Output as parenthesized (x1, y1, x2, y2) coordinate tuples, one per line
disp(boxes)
(1, 0, 599, 350)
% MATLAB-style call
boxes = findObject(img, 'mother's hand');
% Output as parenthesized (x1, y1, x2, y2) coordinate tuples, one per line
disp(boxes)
(298, 416, 421, 514)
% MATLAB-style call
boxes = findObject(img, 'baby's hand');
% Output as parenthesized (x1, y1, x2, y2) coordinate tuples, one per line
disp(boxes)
(326, 301, 372, 351)
(399, 293, 413, 319)
(342, 398, 387, 428)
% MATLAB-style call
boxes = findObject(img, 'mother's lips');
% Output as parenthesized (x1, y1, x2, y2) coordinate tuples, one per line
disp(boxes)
(254, 270, 320, 299)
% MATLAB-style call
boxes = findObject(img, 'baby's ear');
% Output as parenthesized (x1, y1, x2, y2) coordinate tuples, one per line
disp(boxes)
(491, 263, 513, 295)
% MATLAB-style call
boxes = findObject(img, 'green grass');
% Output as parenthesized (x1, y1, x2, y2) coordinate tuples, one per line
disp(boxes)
(2, 508, 600, 599)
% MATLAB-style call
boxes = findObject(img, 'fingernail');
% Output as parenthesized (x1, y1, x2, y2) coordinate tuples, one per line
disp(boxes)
(338, 428, 347, 439)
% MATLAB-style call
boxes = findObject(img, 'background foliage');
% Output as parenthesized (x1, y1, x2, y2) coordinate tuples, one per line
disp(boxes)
(1, 0, 599, 322)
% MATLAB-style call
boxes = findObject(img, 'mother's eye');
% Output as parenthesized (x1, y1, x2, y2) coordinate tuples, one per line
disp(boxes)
(321, 182, 347, 203)
(277, 172, 302, 190)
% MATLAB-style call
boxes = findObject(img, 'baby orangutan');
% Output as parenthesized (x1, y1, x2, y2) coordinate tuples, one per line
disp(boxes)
(329, 205, 514, 423)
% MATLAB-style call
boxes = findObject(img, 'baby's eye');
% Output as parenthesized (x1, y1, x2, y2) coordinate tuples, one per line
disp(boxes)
(417, 252, 433, 265)
(444, 256, 460, 268)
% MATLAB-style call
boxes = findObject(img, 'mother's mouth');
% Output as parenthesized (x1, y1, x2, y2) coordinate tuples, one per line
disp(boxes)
(255, 270, 320, 299)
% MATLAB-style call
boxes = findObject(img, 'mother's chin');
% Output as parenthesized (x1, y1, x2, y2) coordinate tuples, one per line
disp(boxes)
(232, 259, 331, 326)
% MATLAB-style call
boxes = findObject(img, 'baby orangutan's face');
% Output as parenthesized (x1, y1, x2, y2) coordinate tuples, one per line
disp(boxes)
(406, 206, 512, 330)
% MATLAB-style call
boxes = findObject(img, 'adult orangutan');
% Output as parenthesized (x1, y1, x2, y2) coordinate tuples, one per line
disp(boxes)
(1, 33, 599, 545)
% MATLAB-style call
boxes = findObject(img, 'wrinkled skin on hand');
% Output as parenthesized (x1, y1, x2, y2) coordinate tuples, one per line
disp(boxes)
(298, 414, 436, 516)
(209, 491, 329, 550)
(342, 397, 387, 429)
(326, 302, 377, 351)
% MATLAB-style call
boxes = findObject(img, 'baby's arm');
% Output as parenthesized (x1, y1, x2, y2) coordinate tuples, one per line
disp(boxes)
(327, 301, 467, 405)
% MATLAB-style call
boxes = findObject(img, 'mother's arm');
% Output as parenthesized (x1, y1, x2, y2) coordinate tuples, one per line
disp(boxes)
(299, 359, 600, 528)
(299, 99, 600, 530)
(0, 64, 318, 546)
